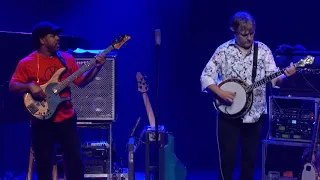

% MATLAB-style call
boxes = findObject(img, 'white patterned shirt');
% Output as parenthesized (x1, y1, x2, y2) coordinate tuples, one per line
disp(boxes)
(200, 39, 279, 123)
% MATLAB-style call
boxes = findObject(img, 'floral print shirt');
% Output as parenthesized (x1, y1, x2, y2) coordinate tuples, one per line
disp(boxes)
(200, 39, 278, 123)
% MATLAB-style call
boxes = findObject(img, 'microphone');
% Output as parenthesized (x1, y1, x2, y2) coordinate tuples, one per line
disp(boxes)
(155, 29, 161, 46)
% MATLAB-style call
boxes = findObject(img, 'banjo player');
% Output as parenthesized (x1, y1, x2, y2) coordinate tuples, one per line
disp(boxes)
(200, 11, 296, 180)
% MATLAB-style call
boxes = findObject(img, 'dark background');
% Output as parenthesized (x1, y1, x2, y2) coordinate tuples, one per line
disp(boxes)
(1, 0, 320, 175)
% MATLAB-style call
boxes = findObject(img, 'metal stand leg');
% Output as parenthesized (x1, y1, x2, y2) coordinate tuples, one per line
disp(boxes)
(144, 128, 166, 180)
(27, 146, 34, 180)
(145, 133, 150, 180)
(262, 141, 266, 180)
(128, 137, 135, 180)
(108, 124, 112, 174)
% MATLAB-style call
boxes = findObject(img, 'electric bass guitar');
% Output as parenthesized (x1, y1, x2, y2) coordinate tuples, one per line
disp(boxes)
(23, 34, 131, 120)
(213, 55, 314, 119)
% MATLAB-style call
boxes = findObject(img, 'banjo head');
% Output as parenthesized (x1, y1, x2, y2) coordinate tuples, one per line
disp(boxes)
(214, 79, 248, 116)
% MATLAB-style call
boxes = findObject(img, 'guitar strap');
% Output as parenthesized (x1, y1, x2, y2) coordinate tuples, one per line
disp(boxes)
(252, 42, 258, 83)
(56, 51, 68, 71)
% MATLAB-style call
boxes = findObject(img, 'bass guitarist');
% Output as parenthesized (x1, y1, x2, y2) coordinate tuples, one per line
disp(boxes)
(9, 22, 107, 180)
(200, 11, 296, 180)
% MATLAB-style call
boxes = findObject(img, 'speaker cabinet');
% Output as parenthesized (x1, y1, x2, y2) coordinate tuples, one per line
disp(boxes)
(70, 53, 117, 121)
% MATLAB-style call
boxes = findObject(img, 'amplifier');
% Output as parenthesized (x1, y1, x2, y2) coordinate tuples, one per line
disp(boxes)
(268, 96, 320, 142)
(70, 50, 117, 121)
(81, 141, 111, 174)
(82, 141, 110, 149)
(84, 168, 128, 180)
(84, 173, 128, 180)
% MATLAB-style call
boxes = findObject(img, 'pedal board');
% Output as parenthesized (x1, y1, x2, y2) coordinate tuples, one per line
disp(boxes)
(84, 168, 129, 179)
(84, 173, 128, 179)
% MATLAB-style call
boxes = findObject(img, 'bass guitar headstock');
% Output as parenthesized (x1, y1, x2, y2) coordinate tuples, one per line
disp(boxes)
(136, 72, 149, 93)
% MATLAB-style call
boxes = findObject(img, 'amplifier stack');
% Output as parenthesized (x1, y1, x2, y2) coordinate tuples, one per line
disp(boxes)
(69, 49, 129, 179)
(268, 96, 319, 143)
(262, 95, 320, 179)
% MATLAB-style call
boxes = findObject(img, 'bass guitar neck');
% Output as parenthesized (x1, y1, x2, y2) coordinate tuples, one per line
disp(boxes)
(142, 93, 156, 127)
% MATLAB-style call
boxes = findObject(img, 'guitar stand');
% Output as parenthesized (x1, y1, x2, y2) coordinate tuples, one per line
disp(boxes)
(143, 125, 166, 180)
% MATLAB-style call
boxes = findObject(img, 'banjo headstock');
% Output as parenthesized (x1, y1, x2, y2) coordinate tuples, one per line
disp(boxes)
(295, 55, 315, 68)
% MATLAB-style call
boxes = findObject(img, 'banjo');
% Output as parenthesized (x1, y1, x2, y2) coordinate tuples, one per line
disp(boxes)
(213, 55, 314, 119)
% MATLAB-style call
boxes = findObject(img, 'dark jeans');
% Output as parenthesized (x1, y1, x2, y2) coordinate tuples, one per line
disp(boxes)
(217, 114, 265, 180)
(31, 115, 84, 180)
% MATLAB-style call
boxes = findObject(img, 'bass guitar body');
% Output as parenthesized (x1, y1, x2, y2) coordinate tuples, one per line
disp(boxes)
(23, 67, 70, 120)
(213, 78, 253, 119)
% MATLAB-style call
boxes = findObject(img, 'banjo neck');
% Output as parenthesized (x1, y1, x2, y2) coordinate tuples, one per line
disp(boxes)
(245, 55, 315, 93)
(245, 69, 285, 92)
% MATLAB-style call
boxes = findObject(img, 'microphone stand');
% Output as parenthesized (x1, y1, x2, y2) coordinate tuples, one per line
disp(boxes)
(154, 29, 161, 180)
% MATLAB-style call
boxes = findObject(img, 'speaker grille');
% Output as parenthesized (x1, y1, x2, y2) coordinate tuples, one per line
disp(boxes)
(70, 56, 116, 121)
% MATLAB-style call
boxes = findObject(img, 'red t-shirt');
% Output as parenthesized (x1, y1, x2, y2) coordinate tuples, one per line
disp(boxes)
(10, 51, 84, 123)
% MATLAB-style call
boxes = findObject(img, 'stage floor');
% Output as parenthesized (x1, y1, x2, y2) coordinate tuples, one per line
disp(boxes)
(1, 169, 264, 180)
